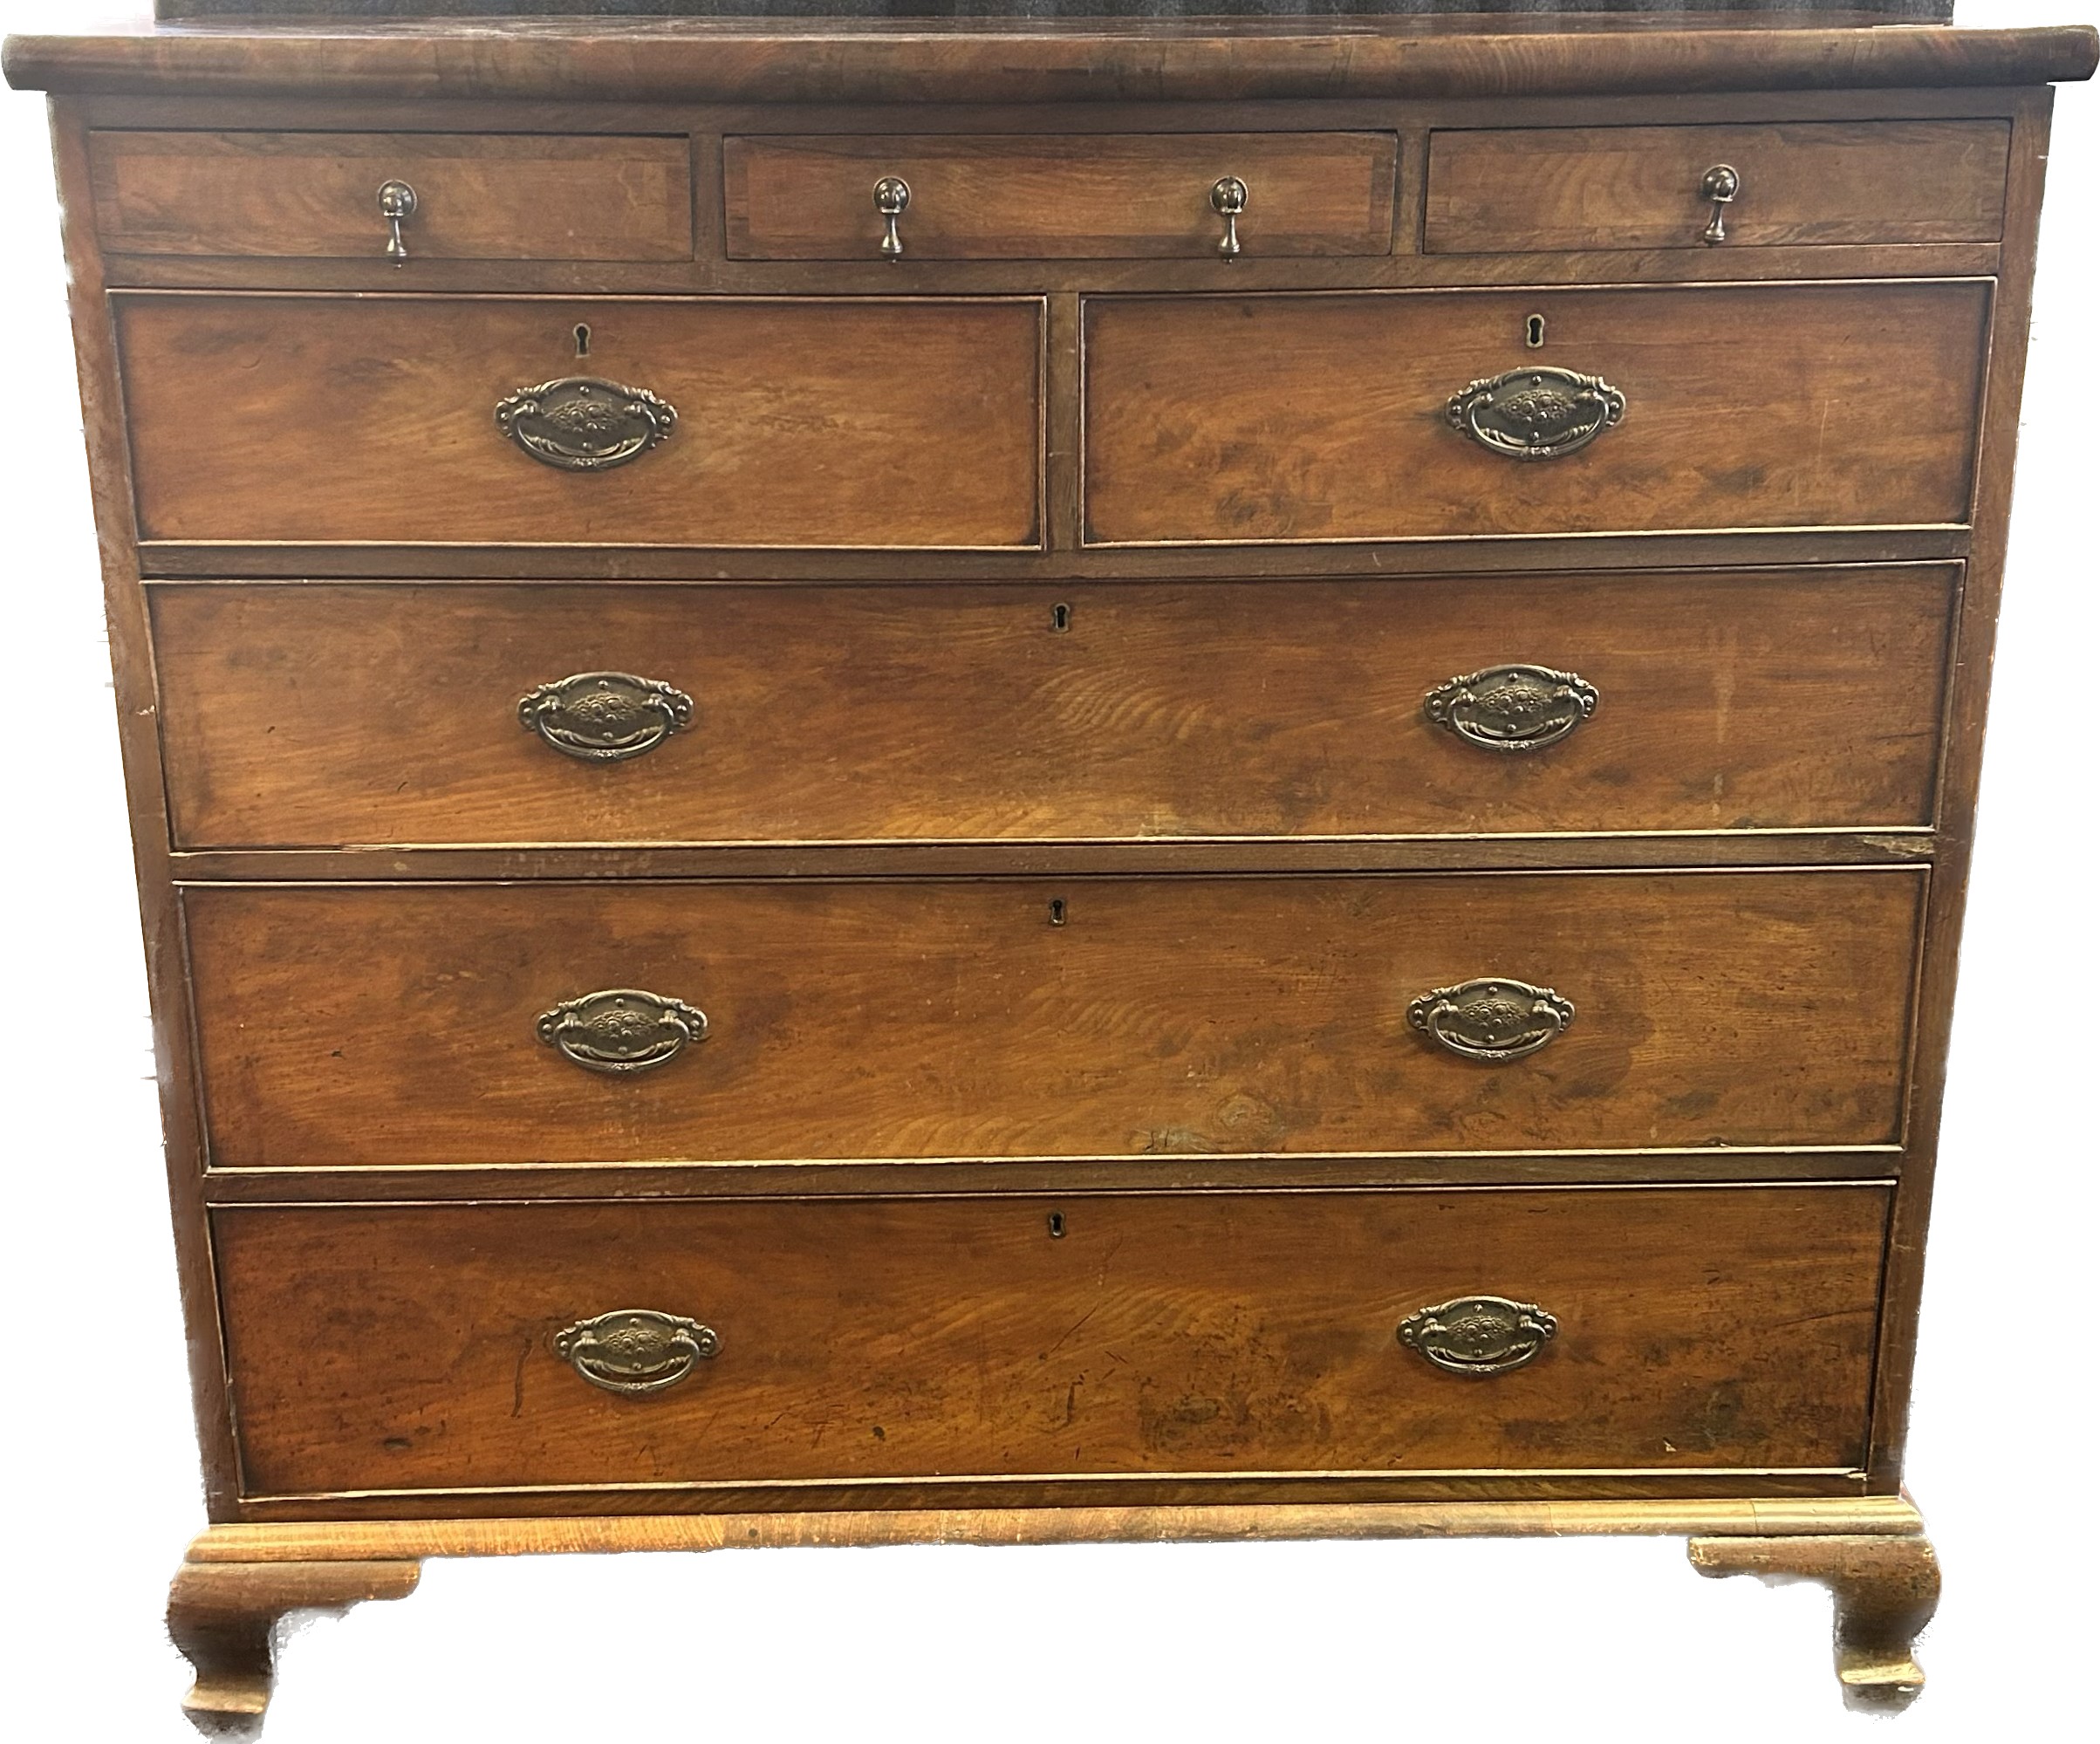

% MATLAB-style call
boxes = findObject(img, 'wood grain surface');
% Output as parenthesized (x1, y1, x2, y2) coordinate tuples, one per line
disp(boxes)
(210, 1186, 1890, 1496)
(89, 130, 695, 260)
(8, 21, 2096, 105)
(151, 566, 1956, 850)
(182, 871, 1924, 1166)
(1083, 281, 1989, 543)
(724, 132, 1398, 259)
(1425, 120, 2010, 252)
(116, 292, 1043, 548)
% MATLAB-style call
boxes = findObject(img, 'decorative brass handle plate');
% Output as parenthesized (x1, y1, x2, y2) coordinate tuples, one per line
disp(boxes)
(874, 175, 911, 258)
(519, 672, 695, 763)
(1409, 978, 1575, 1063)
(1210, 175, 1248, 259)
(555, 1310, 720, 1396)
(495, 377, 678, 472)
(1447, 366, 1626, 460)
(377, 180, 416, 265)
(1700, 163, 1742, 245)
(537, 988, 708, 1075)
(1424, 663, 1599, 753)
(1399, 1296, 1558, 1377)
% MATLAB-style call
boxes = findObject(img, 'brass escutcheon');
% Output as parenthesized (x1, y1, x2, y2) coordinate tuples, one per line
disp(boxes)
(495, 376, 678, 472)
(555, 1310, 720, 1396)
(518, 672, 695, 763)
(1409, 977, 1575, 1063)
(1424, 663, 1599, 753)
(1399, 1296, 1558, 1377)
(1447, 366, 1626, 460)
(537, 988, 708, 1076)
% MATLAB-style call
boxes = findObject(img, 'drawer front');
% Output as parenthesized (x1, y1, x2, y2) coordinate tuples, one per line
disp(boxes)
(214, 1187, 1888, 1496)
(88, 131, 695, 262)
(1426, 121, 2009, 254)
(724, 132, 1398, 259)
(115, 294, 1043, 550)
(153, 567, 1955, 851)
(185, 872, 1921, 1167)
(1082, 282, 1988, 544)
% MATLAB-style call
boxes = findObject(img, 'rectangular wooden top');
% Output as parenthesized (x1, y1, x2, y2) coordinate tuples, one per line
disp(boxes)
(7, 12, 2094, 99)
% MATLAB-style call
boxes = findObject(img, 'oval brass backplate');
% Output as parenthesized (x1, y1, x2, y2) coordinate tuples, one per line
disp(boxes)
(518, 671, 695, 763)
(536, 988, 708, 1075)
(555, 1309, 720, 1396)
(1399, 1296, 1559, 1377)
(1447, 366, 1626, 460)
(1408, 977, 1575, 1063)
(1423, 663, 1598, 753)
(495, 376, 678, 471)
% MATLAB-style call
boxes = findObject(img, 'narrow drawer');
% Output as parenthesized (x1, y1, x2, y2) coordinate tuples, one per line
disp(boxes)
(114, 294, 1043, 550)
(152, 567, 1956, 851)
(214, 1187, 1889, 1497)
(1426, 121, 2009, 254)
(88, 131, 695, 262)
(723, 132, 1398, 259)
(1083, 282, 1988, 544)
(184, 872, 1922, 1168)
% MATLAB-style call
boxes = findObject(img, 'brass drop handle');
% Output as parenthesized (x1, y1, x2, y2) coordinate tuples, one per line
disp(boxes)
(556, 1310, 720, 1396)
(1447, 366, 1626, 461)
(1424, 664, 1598, 753)
(1700, 163, 1741, 245)
(1399, 1296, 1558, 1377)
(874, 175, 911, 259)
(1409, 977, 1574, 1063)
(519, 672, 694, 763)
(537, 988, 708, 1075)
(377, 180, 417, 265)
(1210, 175, 1248, 260)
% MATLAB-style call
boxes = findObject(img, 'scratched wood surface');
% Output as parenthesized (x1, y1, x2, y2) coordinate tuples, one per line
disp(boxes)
(88, 129, 696, 260)
(211, 1185, 1890, 1495)
(1424, 120, 2010, 253)
(151, 566, 1956, 849)
(724, 131, 1399, 258)
(1083, 280, 1989, 544)
(183, 871, 1924, 1166)
(115, 291, 1043, 548)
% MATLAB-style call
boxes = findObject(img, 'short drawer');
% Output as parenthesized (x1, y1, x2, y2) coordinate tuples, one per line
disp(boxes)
(1426, 120, 2009, 254)
(184, 871, 1922, 1168)
(1083, 282, 1988, 544)
(151, 566, 1956, 850)
(214, 1187, 1888, 1497)
(88, 131, 695, 262)
(723, 132, 1398, 259)
(114, 293, 1043, 550)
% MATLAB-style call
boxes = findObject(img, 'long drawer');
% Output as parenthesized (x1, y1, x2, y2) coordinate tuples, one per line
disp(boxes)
(150, 567, 1955, 850)
(214, 1187, 1889, 1497)
(114, 293, 1043, 550)
(184, 872, 1923, 1168)
(1082, 281, 1990, 544)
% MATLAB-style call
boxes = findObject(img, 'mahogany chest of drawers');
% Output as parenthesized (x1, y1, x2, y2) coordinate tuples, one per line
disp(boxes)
(8, 3, 2092, 1727)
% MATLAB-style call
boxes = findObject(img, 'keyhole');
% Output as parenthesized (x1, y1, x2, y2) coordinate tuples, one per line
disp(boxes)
(1049, 899, 1068, 927)
(574, 324, 592, 358)
(1050, 602, 1072, 633)
(1047, 1212, 1067, 1239)
(1525, 313, 1546, 349)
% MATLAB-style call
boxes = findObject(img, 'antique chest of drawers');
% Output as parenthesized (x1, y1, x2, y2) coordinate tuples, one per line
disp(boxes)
(8, 1, 2093, 1727)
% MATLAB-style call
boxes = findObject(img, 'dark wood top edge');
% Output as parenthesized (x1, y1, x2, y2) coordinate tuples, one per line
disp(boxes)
(8, 23, 2095, 100)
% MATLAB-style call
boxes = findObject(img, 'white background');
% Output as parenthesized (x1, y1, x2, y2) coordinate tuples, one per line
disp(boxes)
(0, 3, 2092, 1738)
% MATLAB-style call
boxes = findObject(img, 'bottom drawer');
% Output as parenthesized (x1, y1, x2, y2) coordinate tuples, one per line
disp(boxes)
(216, 1187, 1887, 1500)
